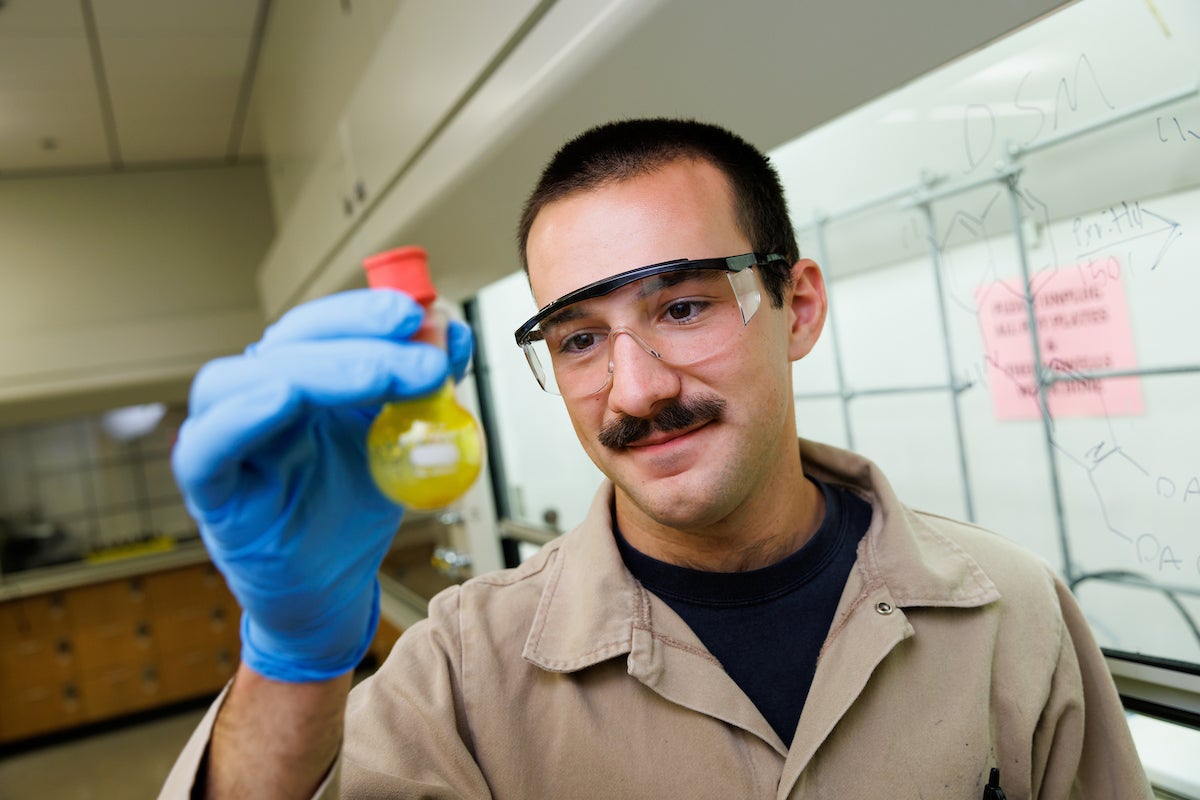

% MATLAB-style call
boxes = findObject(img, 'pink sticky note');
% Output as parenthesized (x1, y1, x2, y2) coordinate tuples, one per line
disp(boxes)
(975, 260, 1144, 420)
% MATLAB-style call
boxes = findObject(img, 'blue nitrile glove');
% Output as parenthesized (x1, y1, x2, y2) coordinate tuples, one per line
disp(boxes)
(171, 289, 473, 683)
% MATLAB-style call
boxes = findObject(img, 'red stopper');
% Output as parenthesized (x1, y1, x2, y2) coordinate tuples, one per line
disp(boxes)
(363, 246, 437, 305)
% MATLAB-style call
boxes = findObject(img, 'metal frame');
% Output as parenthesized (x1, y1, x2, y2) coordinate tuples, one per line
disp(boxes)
(793, 79, 1200, 633)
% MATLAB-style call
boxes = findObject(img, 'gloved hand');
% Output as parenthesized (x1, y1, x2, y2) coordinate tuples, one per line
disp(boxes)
(171, 289, 473, 683)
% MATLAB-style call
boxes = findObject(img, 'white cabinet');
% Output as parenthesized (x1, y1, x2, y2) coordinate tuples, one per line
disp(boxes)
(255, 0, 402, 224)
(256, 0, 545, 321)
(342, 0, 544, 207)
(257, 122, 361, 317)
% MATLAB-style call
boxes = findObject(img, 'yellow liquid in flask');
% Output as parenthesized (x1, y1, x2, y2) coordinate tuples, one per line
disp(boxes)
(367, 381, 483, 510)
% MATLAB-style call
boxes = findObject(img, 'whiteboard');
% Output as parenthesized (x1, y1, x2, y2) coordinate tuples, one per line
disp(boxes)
(779, 0, 1200, 666)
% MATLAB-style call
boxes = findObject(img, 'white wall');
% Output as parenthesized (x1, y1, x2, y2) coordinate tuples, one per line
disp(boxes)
(0, 407, 194, 563)
(0, 165, 274, 424)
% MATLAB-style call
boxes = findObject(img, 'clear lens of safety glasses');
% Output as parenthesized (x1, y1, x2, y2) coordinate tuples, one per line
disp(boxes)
(519, 260, 764, 396)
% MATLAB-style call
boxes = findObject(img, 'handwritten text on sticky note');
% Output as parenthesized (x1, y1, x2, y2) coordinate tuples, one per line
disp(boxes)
(975, 260, 1143, 420)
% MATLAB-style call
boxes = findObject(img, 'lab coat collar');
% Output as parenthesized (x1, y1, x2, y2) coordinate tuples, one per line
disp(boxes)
(522, 438, 1001, 675)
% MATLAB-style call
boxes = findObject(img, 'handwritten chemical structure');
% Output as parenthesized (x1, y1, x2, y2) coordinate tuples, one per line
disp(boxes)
(1072, 200, 1183, 270)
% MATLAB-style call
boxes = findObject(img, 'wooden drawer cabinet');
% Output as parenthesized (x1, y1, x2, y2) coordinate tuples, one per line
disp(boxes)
(160, 646, 237, 703)
(2, 596, 76, 682)
(144, 563, 233, 613)
(1, 634, 76, 689)
(145, 564, 240, 657)
(81, 660, 164, 719)
(65, 578, 149, 628)
(73, 617, 155, 673)
(0, 681, 86, 742)
(0, 592, 71, 639)
(152, 604, 238, 656)
(0, 562, 242, 744)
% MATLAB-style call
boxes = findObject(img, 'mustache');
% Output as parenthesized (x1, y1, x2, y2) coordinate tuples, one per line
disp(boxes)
(597, 393, 726, 450)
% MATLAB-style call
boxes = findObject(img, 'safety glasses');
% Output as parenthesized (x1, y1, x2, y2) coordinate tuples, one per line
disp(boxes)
(514, 252, 784, 396)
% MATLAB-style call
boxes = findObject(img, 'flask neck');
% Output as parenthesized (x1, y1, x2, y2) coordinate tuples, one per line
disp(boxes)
(395, 379, 457, 412)
(413, 300, 447, 349)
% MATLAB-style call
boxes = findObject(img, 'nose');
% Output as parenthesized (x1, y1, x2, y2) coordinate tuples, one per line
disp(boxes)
(604, 328, 680, 418)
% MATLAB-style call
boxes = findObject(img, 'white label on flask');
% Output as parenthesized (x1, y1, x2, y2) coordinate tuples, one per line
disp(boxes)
(410, 442, 460, 469)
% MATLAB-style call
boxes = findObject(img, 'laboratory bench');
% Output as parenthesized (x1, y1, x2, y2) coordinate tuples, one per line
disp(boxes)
(0, 543, 239, 744)
(0, 536, 454, 746)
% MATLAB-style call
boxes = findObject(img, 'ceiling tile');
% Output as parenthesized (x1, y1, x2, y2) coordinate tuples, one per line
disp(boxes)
(103, 35, 250, 161)
(0, 0, 85, 36)
(0, 36, 109, 171)
(0, 0, 264, 174)
(115, 107, 235, 163)
(91, 0, 259, 35)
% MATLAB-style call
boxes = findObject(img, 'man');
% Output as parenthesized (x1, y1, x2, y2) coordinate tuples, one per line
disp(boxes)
(163, 119, 1151, 798)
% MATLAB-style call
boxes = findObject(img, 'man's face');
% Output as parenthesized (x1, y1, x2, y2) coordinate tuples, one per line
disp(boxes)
(525, 159, 826, 536)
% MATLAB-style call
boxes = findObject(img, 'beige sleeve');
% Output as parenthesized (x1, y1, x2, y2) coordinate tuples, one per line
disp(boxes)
(1032, 575, 1154, 800)
(156, 588, 481, 798)
(339, 586, 493, 798)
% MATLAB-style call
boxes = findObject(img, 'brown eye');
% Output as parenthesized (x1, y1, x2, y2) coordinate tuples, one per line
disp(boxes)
(667, 299, 696, 319)
(666, 301, 702, 321)
(562, 331, 600, 354)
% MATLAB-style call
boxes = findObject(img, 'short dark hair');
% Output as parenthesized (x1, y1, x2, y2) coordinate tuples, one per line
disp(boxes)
(517, 118, 798, 308)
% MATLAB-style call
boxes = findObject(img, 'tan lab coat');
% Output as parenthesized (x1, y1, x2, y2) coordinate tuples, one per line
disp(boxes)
(161, 440, 1152, 799)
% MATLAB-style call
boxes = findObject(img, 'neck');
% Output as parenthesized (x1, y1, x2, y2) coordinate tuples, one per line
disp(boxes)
(614, 449, 825, 572)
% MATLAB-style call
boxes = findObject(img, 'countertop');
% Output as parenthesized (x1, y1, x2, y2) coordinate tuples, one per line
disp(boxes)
(0, 539, 446, 633)
(0, 540, 212, 602)
(0, 540, 439, 633)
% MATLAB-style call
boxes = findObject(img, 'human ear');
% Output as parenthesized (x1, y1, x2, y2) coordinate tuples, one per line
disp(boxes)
(786, 259, 827, 361)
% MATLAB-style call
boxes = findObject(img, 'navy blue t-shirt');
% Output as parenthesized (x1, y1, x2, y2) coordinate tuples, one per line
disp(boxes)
(615, 478, 872, 747)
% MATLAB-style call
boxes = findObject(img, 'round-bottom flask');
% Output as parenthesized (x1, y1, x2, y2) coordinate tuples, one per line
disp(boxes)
(367, 381, 483, 510)
(362, 245, 484, 510)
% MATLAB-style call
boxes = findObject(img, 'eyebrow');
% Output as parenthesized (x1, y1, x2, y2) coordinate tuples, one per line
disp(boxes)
(539, 303, 590, 337)
(646, 270, 722, 292)
(539, 270, 726, 334)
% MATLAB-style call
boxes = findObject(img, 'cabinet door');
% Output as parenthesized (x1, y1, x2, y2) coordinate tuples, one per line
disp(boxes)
(152, 601, 239, 656)
(66, 578, 157, 672)
(73, 618, 156, 673)
(65, 577, 150, 627)
(145, 563, 240, 655)
(160, 646, 236, 702)
(257, 130, 360, 320)
(144, 563, 236, 613)
(0, 592, 71, 638)
(255, 0, 401, 221)
(81, 660, 163, 721)
(0, 594, 77, 688)
(342, 0, 544, 206)
(0, 681, 85, 742)
(0, 632, 76, 689)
